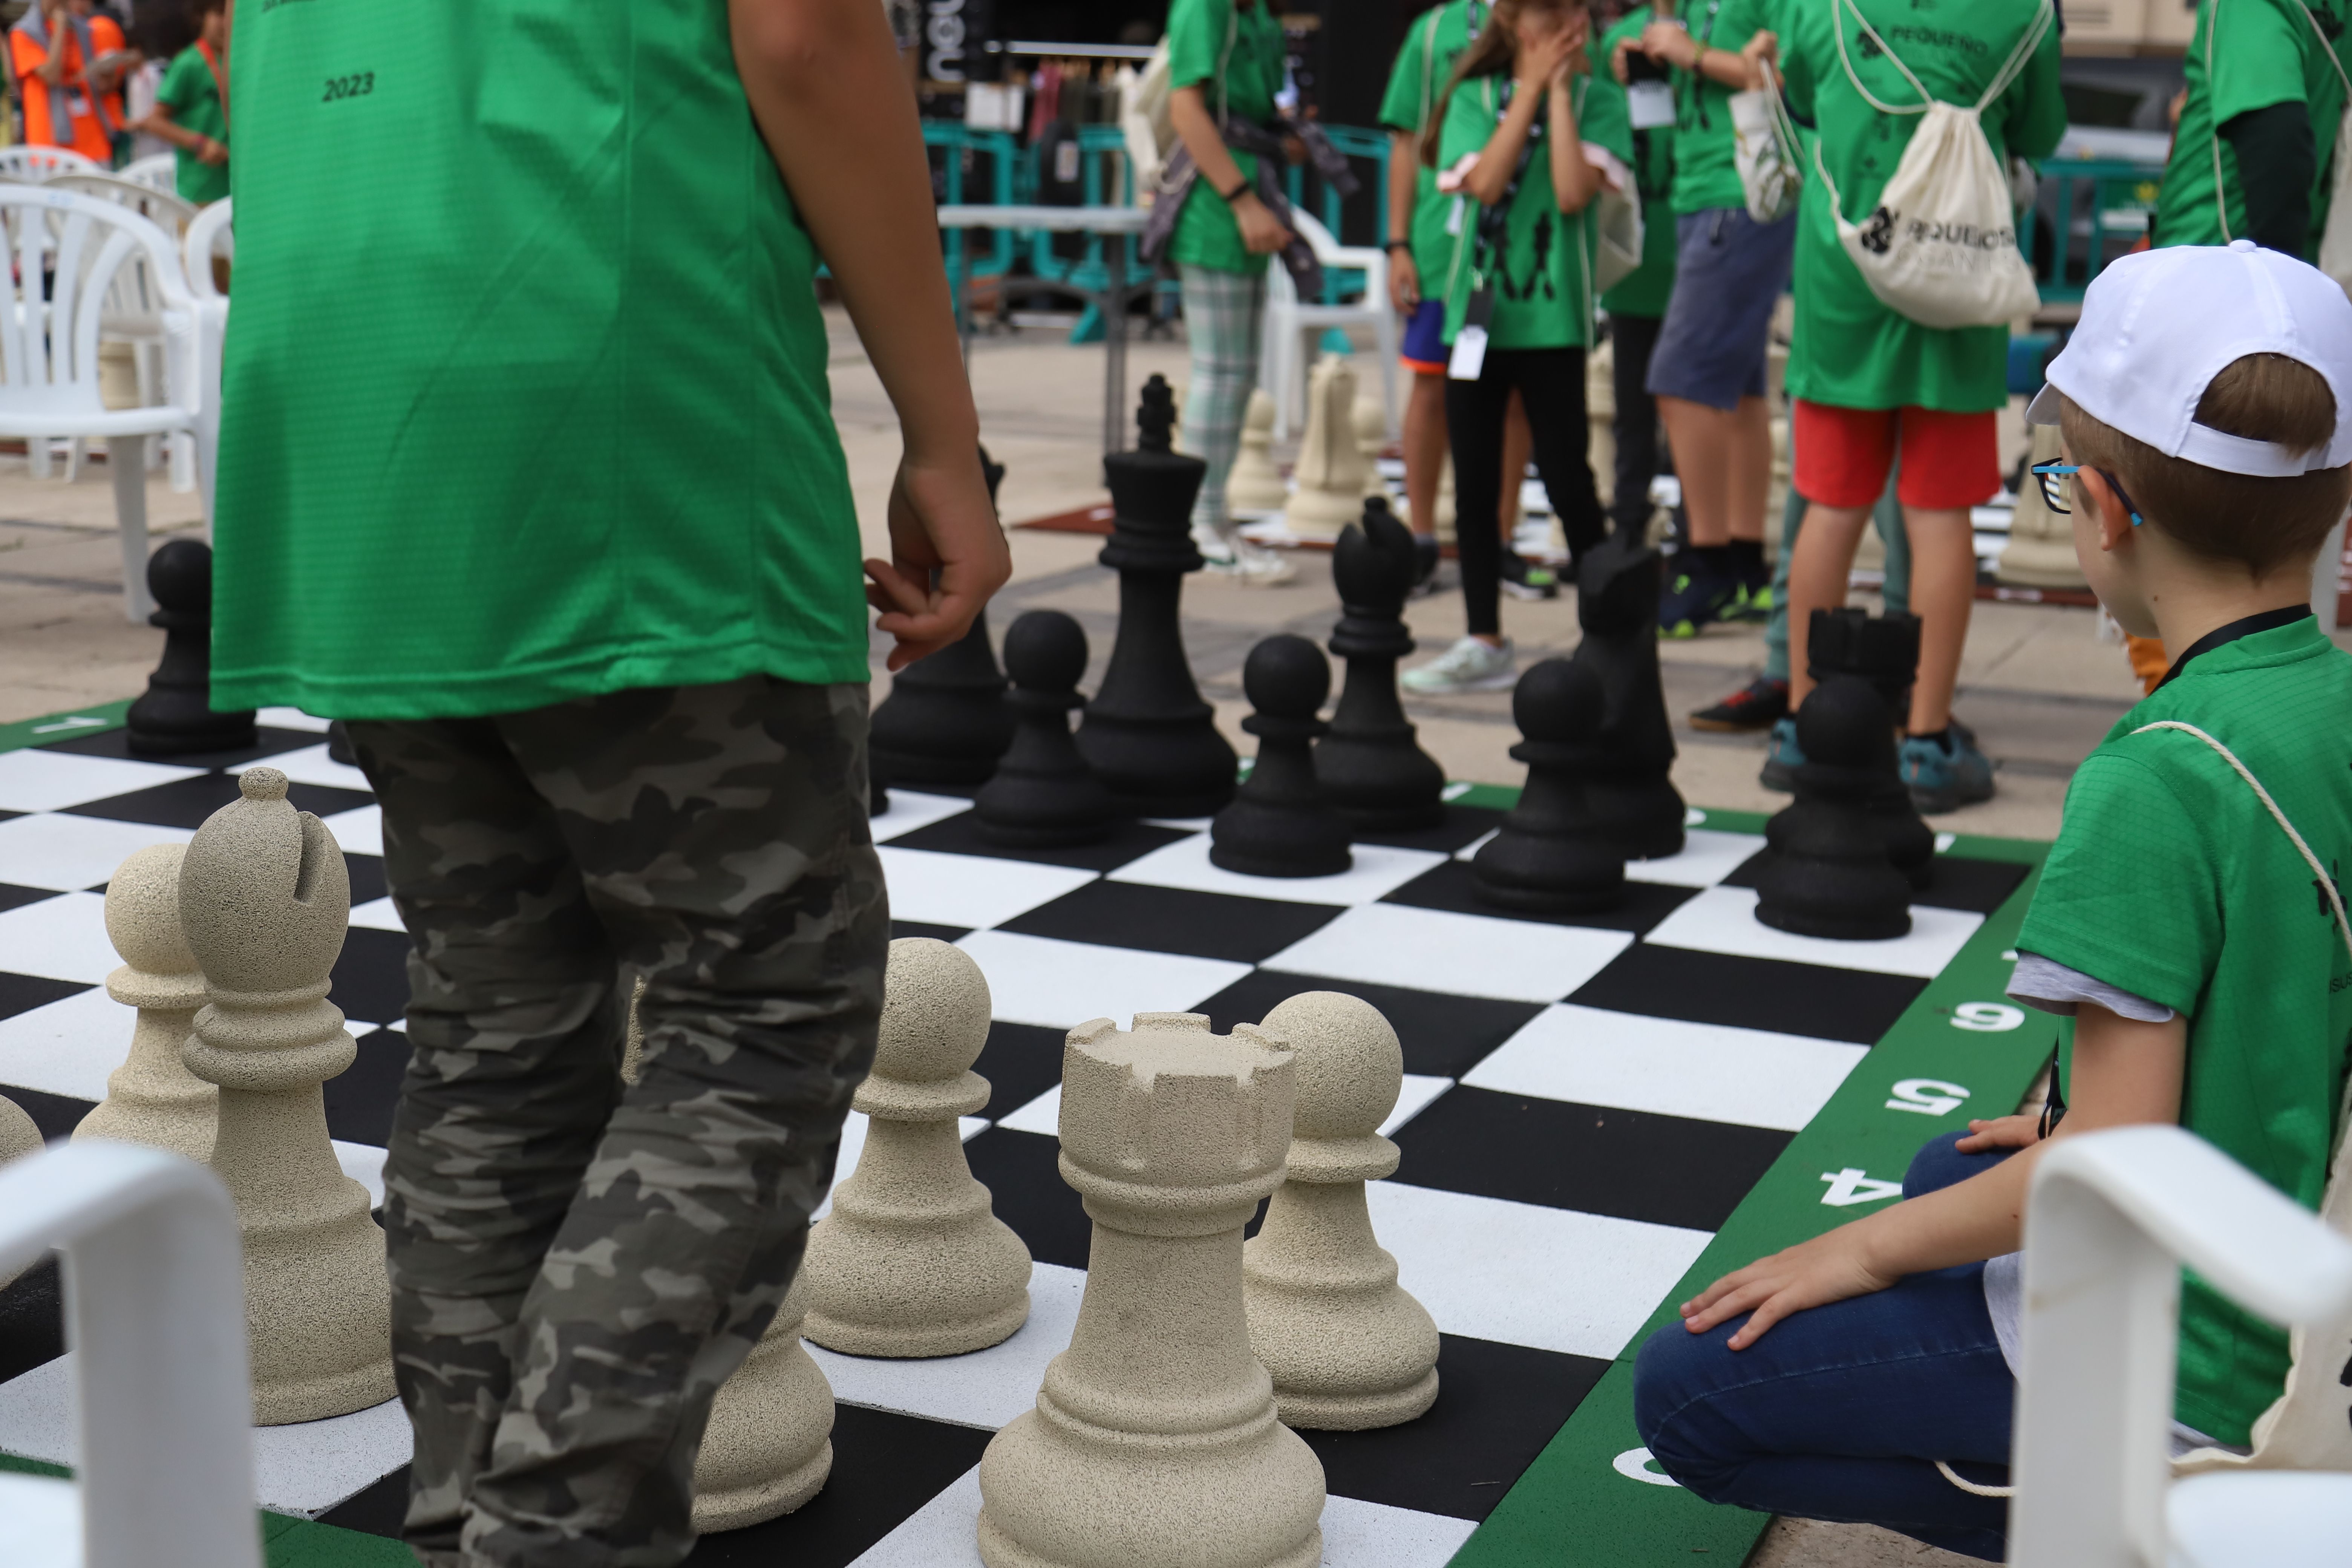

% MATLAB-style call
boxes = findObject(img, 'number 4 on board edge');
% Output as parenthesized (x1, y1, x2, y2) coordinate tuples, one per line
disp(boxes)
(1819, 1168, 1905, 1207)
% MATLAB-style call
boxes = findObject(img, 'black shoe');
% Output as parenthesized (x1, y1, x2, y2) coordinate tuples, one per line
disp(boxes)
(1499, 552, 1561, 601)
(1658, 554, 1741, 638)
(1410, 534, 1443, 598)
(1689, 675, 1790, 733)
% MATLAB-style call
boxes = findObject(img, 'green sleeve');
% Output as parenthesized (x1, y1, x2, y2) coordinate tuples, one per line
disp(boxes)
(1996, 9, 2067, 163)
(156, 48, 204, 114)
(1166, 0, 1230, 95)
(1378, 11, 1433, 135)
(1579, 67, 1635, 169)
(2210, 0, 2313, 122)
(2016, 753, 2221, 1018)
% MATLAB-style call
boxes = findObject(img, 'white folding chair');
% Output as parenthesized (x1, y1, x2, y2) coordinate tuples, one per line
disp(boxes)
(0, 1141, 259, 1568)
(43, 174, 201, 491)
(119, 152, 178, 194)
(0, 146, 104, 184)
(2010, 1125, 2352, 1568)
(1259, 210, 1398, 445)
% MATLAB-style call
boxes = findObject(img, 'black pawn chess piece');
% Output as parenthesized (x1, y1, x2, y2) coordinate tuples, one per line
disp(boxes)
(1755, 677, 1913, 940)
(975, 609, 1112, 847)
(1313, 497, 1445, 832)
(1563, 526, 1684, 859)
(1472, 659, 1626, 913)
(1805, 608, 1934, 888)
(867, 446, 1017, 788)
(1073, 376, 1238, 818)
(125, 539, 256, 757)
(1210, 635, 1351, 879)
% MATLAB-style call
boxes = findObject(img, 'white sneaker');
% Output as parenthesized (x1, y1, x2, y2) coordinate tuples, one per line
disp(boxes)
(1401, 635, 1517, 694)
(1196, 532, 1297, 587)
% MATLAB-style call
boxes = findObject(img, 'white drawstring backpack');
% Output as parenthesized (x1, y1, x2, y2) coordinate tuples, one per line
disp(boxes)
(1810, 0, 2053, 330)
(1731, 59, 1803, 224)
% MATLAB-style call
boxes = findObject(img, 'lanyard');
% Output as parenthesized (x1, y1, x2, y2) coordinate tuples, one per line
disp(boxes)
(199, 39, 228, 133)
(1473, 74, 1548, 276)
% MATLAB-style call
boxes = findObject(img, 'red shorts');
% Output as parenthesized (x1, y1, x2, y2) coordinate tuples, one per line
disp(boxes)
(1791, 400, 2001, 510)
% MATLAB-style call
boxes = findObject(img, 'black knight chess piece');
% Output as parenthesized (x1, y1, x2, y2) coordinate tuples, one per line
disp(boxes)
(1211, 635, 1351, 878)
(1755, 678, 1913, 940)
(1073, 377, 1238, 818)
(1805, 608, 1933, 887)
(125, 539, 257, 757)
(1472, 658, 1626, 913)
(1563, 526, 1684, 859)
(975, 609, 1113, 847)
(1312, 497, 1445, 832)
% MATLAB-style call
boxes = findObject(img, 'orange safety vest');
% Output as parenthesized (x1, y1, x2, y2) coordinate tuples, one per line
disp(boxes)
(8, 13, 113, 162)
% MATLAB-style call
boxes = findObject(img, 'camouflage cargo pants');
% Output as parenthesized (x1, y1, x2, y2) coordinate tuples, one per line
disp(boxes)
(346, 677, 886, 1568)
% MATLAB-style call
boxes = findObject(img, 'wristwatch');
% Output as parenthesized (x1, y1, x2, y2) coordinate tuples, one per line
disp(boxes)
(1384, 240, 1413, 253)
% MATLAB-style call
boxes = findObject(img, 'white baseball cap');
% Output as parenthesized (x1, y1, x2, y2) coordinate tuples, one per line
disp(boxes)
(2026, 239, 2352, 477)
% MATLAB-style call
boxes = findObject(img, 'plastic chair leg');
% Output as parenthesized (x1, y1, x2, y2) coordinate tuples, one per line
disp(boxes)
(110, 433, 152, 622)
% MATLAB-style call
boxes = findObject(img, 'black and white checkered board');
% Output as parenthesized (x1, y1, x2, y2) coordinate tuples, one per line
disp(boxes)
(0, 715, 2027, 1568)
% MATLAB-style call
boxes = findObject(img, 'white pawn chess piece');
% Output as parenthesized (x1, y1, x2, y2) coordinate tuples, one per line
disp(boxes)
(1226, 388, 1289, 516)
(1412, 449, 1458, 546)
(1352, 392, 1390, 502)
(803, 938, 1030, 1356)
(77, 842, 216, 1162)
(1243, 992, 1439, 1429)
(977, 1012, 1325, 1568)
(1587, 336, 1617, 518)
(0, 1093, 37, 1286)
(1998, 421, 2087, 588)
(692, 1268, 836, 1531)
(1280, 354, 1375, 541)
(178, 767, 394, 1424)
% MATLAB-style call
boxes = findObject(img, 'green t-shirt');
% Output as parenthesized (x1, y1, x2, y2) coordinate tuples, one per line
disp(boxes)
(1378, 1, 1487, 293)
(210, 0, 867, 720)
(1597, 5, 1678, 318)
(1665, 0, 1776, 215)
(156, 44, 229, 206)
(1779, 0, 2065, 412)
(2153, 0, 2350, 253)
(1437, 71, 1633, 351)
(1166, 0, 1289, 278)
(2018, 616, 2352, 1447)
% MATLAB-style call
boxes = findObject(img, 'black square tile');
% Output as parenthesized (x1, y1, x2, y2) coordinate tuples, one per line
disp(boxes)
(37, 724, 327, 769)
(323, 1027, 413, 1147)
(1197, 971, 1547, 1079)
(0, 810, 18, 826)
(332, 926, 414, 1028)
(681, 1405, 993, 1566)
(0, 883, 60, 917)
(63, 772, 374, 830)
(890, 920, 971, 944)
(974, 1022, 1066, 1121)
(1568, 942, 1925, 1046)
(0, 975, 92, 1024)
(884, 811, 1191, 873)
(0, 1086, 93, 1141)
(1351, 802, 1507, 854)
(1381, 859, 1698, 936)
(997, 880, 1343, 965)
(963, 1125, 1089, 1270)
(1390, 1085, 1791, 1231)
(0, 1259, 63, 1385)
(345, 854, 388, 909)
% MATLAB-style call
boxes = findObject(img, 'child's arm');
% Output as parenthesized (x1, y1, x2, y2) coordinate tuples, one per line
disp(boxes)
(138, 101, 225, 166)
(1679, 1003, 2187, 1349)
(1544, 76, 1605, 215)
(1168, 84, 1294, 256)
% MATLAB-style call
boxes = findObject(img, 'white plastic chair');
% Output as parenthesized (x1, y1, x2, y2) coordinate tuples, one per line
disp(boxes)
(0, 187, 206, 620)
(182, 198, 230, 525)
(43, 175, 201, 492)
(0, 146, 104, 184)
(119, 152, 177, 194)
(2010, 1125, 2352, 1568)
(1259, 209, 1398, 444)
(0, 1141, 260, 1568)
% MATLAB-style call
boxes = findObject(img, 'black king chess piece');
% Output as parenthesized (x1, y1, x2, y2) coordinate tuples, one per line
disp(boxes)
(1073, 376, 1238, 818)
(1756, 677, 1913, 940)
(1563, 524, 1684, 859)
(125, 539, 257, 757)
(1472, 658, 1627, 913)
(1313, 497, 1445, 831)
(974, 610, 1112, 847)
(1802, 608, 1934, 887)
(1211, 635, 1351, 878)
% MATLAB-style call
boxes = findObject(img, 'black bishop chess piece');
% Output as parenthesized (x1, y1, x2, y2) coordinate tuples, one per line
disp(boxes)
(1312, 497, 1445, 832)
(1803, 608, 1933, 888)
(1472, 658, 1627, 913)
(1755, 677, 1914, 941)
(1073, 376, 1238, 818)
(867, 446, 1017, 789)
(1563, 525, 1684, 860)
(125, 538, 257, 757)
(1210, 635, 1351, 879)
(975, 609, 1112, 847)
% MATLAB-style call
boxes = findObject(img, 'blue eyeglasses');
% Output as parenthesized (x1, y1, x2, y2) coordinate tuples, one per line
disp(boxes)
(2030, 461, 2143, 525)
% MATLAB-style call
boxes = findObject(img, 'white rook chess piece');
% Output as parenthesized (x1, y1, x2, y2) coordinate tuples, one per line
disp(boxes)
(1281, 354, 1375, 542)
(1997, 421, 2087, 589)
(802, 938, 1031, 1356)
(1227, 388, 1290, 516)
(692, 1268, 836, 1531)
(1243, 992, 1439, 1429)
(178, 767, 394, 1424)
(77, 842, 216, 1162)
(977, 1012, 1325, 1568)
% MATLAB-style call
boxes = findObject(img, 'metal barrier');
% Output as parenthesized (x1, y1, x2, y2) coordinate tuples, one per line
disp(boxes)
(2019, 158, 2165, 305)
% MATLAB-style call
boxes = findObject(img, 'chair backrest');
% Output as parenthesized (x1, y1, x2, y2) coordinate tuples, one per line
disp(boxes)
(119, 152, 176, 194)
(45, 172, 199, 234)
(0, 145, 104, 184)
(0, 187, 199, 418)
(184, 195, 231, 302)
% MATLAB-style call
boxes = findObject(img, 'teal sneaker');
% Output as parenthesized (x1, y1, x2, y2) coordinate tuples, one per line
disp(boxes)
(1760, 715, 1804, 793)
(1900, 724, 1996, 814)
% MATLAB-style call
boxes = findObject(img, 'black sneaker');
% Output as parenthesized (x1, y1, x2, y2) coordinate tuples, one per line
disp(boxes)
(1499, 552, 1561, 601)
(1658, 554, 1741, 638)
(1689, 675, 1790, 733)
(1410, 534, 1443, 598)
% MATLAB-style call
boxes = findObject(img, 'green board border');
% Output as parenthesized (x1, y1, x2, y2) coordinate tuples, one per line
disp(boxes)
(0, 701, 129, 756)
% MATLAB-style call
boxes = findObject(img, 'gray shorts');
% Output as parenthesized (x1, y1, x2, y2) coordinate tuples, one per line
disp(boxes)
(1646, 206, 1797, 411)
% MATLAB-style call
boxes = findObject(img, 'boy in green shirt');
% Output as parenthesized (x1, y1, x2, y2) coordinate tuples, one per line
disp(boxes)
(2153, 0, 2350, 258)
(1635, 239, 2352, 1559)
(141, 0, 228, 205)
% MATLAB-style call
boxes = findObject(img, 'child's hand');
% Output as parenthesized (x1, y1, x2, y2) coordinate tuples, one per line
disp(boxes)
(1610, 35, 1640, 84)
(1678, 1224, 1899, 1349)
(1955, 1113, 2044, 1153)
(1513, 22, 1580, 91)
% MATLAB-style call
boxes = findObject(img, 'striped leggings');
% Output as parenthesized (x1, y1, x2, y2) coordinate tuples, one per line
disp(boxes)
(1177, 262, 1267, 538)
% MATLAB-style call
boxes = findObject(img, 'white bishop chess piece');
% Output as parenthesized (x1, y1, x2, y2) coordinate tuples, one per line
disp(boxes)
(1280, 354, 1376, 541)
(77, 842, 216, 1162)
(1352, 393, 1391, 502)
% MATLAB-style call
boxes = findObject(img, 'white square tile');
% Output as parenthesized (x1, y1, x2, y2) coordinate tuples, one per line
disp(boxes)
(334, 1141, 387, 1208)
(994, 1084, 1061, 1137)
(1464, 1004, 1868, 1132)
(1370, 1179, 1712, 1359)
(348, 896, 406, 933)
(1261, 903, 1632, 1004)
(812, 1108, 988, 1220)
(811, 1261, 1085, 1432)
(952, 930, 1252, 1031)
(869, 789, 975, 844)
(317, 805, 380, 858)
(230, 743, 371, 793)
(256, 706, 335, 733)
(1622, 828, 1767, 888)
(878, 847, 1098, 931)
(0, 751, 199, 814)
(847, 1465, 986, 1566)
(1381, 1074, 1453, 1138)
(0, 813, 193, 892)
(0, 893, 118, 983)
(0, 985, 129, 1102)
(1108, 835, 1446, 906)
(1642, 885, 1984, 978)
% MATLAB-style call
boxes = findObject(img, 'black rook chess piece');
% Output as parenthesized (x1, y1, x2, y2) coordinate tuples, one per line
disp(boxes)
(1472, 659, 1626, 913)
(125, 539, 257, 757)
(1755, 677, 1913, 941)
(1312, 497, 1445, 832)
(1563, 527, 1684, 859)
(975, 609, 1113, 847)
(1210, 635, 1351, 879)
(1073, 376, 1238, 818)
(1805, 608, 1933, 887)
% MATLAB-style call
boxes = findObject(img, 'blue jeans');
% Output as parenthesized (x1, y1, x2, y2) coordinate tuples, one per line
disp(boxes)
(1633, 1134, 2016, 1560)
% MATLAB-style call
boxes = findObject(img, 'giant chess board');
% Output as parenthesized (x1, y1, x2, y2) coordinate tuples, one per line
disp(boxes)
(0, 710, 2058, 1568)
